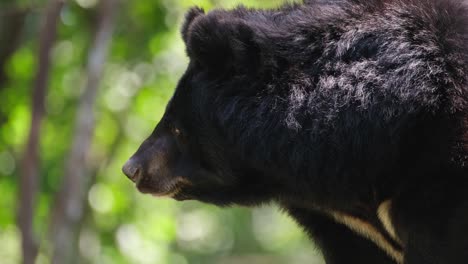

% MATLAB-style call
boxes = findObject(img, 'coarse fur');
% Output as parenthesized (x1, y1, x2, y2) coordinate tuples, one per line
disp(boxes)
(123, 0, 468, 263)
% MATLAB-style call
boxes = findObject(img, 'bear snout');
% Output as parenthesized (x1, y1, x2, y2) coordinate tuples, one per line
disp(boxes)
(122, 158, 141, 182)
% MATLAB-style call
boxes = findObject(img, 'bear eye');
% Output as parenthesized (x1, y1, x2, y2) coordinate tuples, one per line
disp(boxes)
(169, 123, 182, 137)
(173, 127, 181, 136)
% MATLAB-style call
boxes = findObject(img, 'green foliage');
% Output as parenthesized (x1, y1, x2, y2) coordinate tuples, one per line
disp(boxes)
(0, 0, 323, 263)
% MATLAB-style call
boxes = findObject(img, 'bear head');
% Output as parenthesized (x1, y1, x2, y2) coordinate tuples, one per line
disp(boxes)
(122, 7, 285, 206)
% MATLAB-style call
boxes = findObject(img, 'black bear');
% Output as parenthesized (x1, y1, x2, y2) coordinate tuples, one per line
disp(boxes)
(122, 0, 468, 263)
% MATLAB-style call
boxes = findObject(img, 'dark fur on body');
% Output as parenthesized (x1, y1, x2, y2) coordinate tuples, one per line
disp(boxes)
(123, 0, 468, 263)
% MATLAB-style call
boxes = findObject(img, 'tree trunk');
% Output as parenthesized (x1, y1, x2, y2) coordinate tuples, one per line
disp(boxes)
(18, 1, 64, 264)
(50, 0, 117, 263)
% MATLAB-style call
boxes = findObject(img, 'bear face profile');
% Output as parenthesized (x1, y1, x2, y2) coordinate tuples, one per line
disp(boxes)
(123, 1, 468, 263)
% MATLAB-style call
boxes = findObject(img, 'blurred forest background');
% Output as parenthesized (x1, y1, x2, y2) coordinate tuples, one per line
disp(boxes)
(0, 0, 324, 263)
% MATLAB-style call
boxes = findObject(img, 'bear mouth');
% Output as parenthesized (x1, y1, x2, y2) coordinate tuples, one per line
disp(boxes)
(135, 176, 191, 198)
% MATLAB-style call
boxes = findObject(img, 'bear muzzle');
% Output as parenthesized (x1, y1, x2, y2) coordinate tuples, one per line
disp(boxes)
(122, 157, 141, 182)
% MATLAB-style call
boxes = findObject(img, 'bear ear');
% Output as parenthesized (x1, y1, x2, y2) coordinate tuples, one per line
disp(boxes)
(184, 13, 261, 74)
(181, 7, 205, 44)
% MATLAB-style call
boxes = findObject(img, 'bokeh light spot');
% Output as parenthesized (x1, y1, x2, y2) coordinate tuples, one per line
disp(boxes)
(53, 41, 75, 66)
(79, 229, 101, 261)
(252, 205, 304, 251)
(176, 209, 234, 254)
(75, 0, 98, 8)
(88, 183, 115, 214)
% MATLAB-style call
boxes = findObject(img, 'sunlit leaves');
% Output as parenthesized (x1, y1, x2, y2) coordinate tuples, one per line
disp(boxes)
(0, 179, 16, 226)
(75, 0, 99, 9)
(93, 111, 119, 150)
(7, 47, 35, 80)
(3, 104, 29, 147)
(178, 0, 213, 10)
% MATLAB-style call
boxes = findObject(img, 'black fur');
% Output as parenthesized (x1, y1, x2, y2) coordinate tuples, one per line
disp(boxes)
(123, 0, 468, 263)
(181, 7, 205, 44)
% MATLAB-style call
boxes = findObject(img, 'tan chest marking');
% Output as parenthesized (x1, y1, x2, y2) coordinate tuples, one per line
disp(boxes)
(377, 200, 402, 245)
(327, 207, 404, 264)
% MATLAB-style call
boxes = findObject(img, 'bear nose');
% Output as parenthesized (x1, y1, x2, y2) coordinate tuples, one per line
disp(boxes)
(122, 158, 141, 182)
